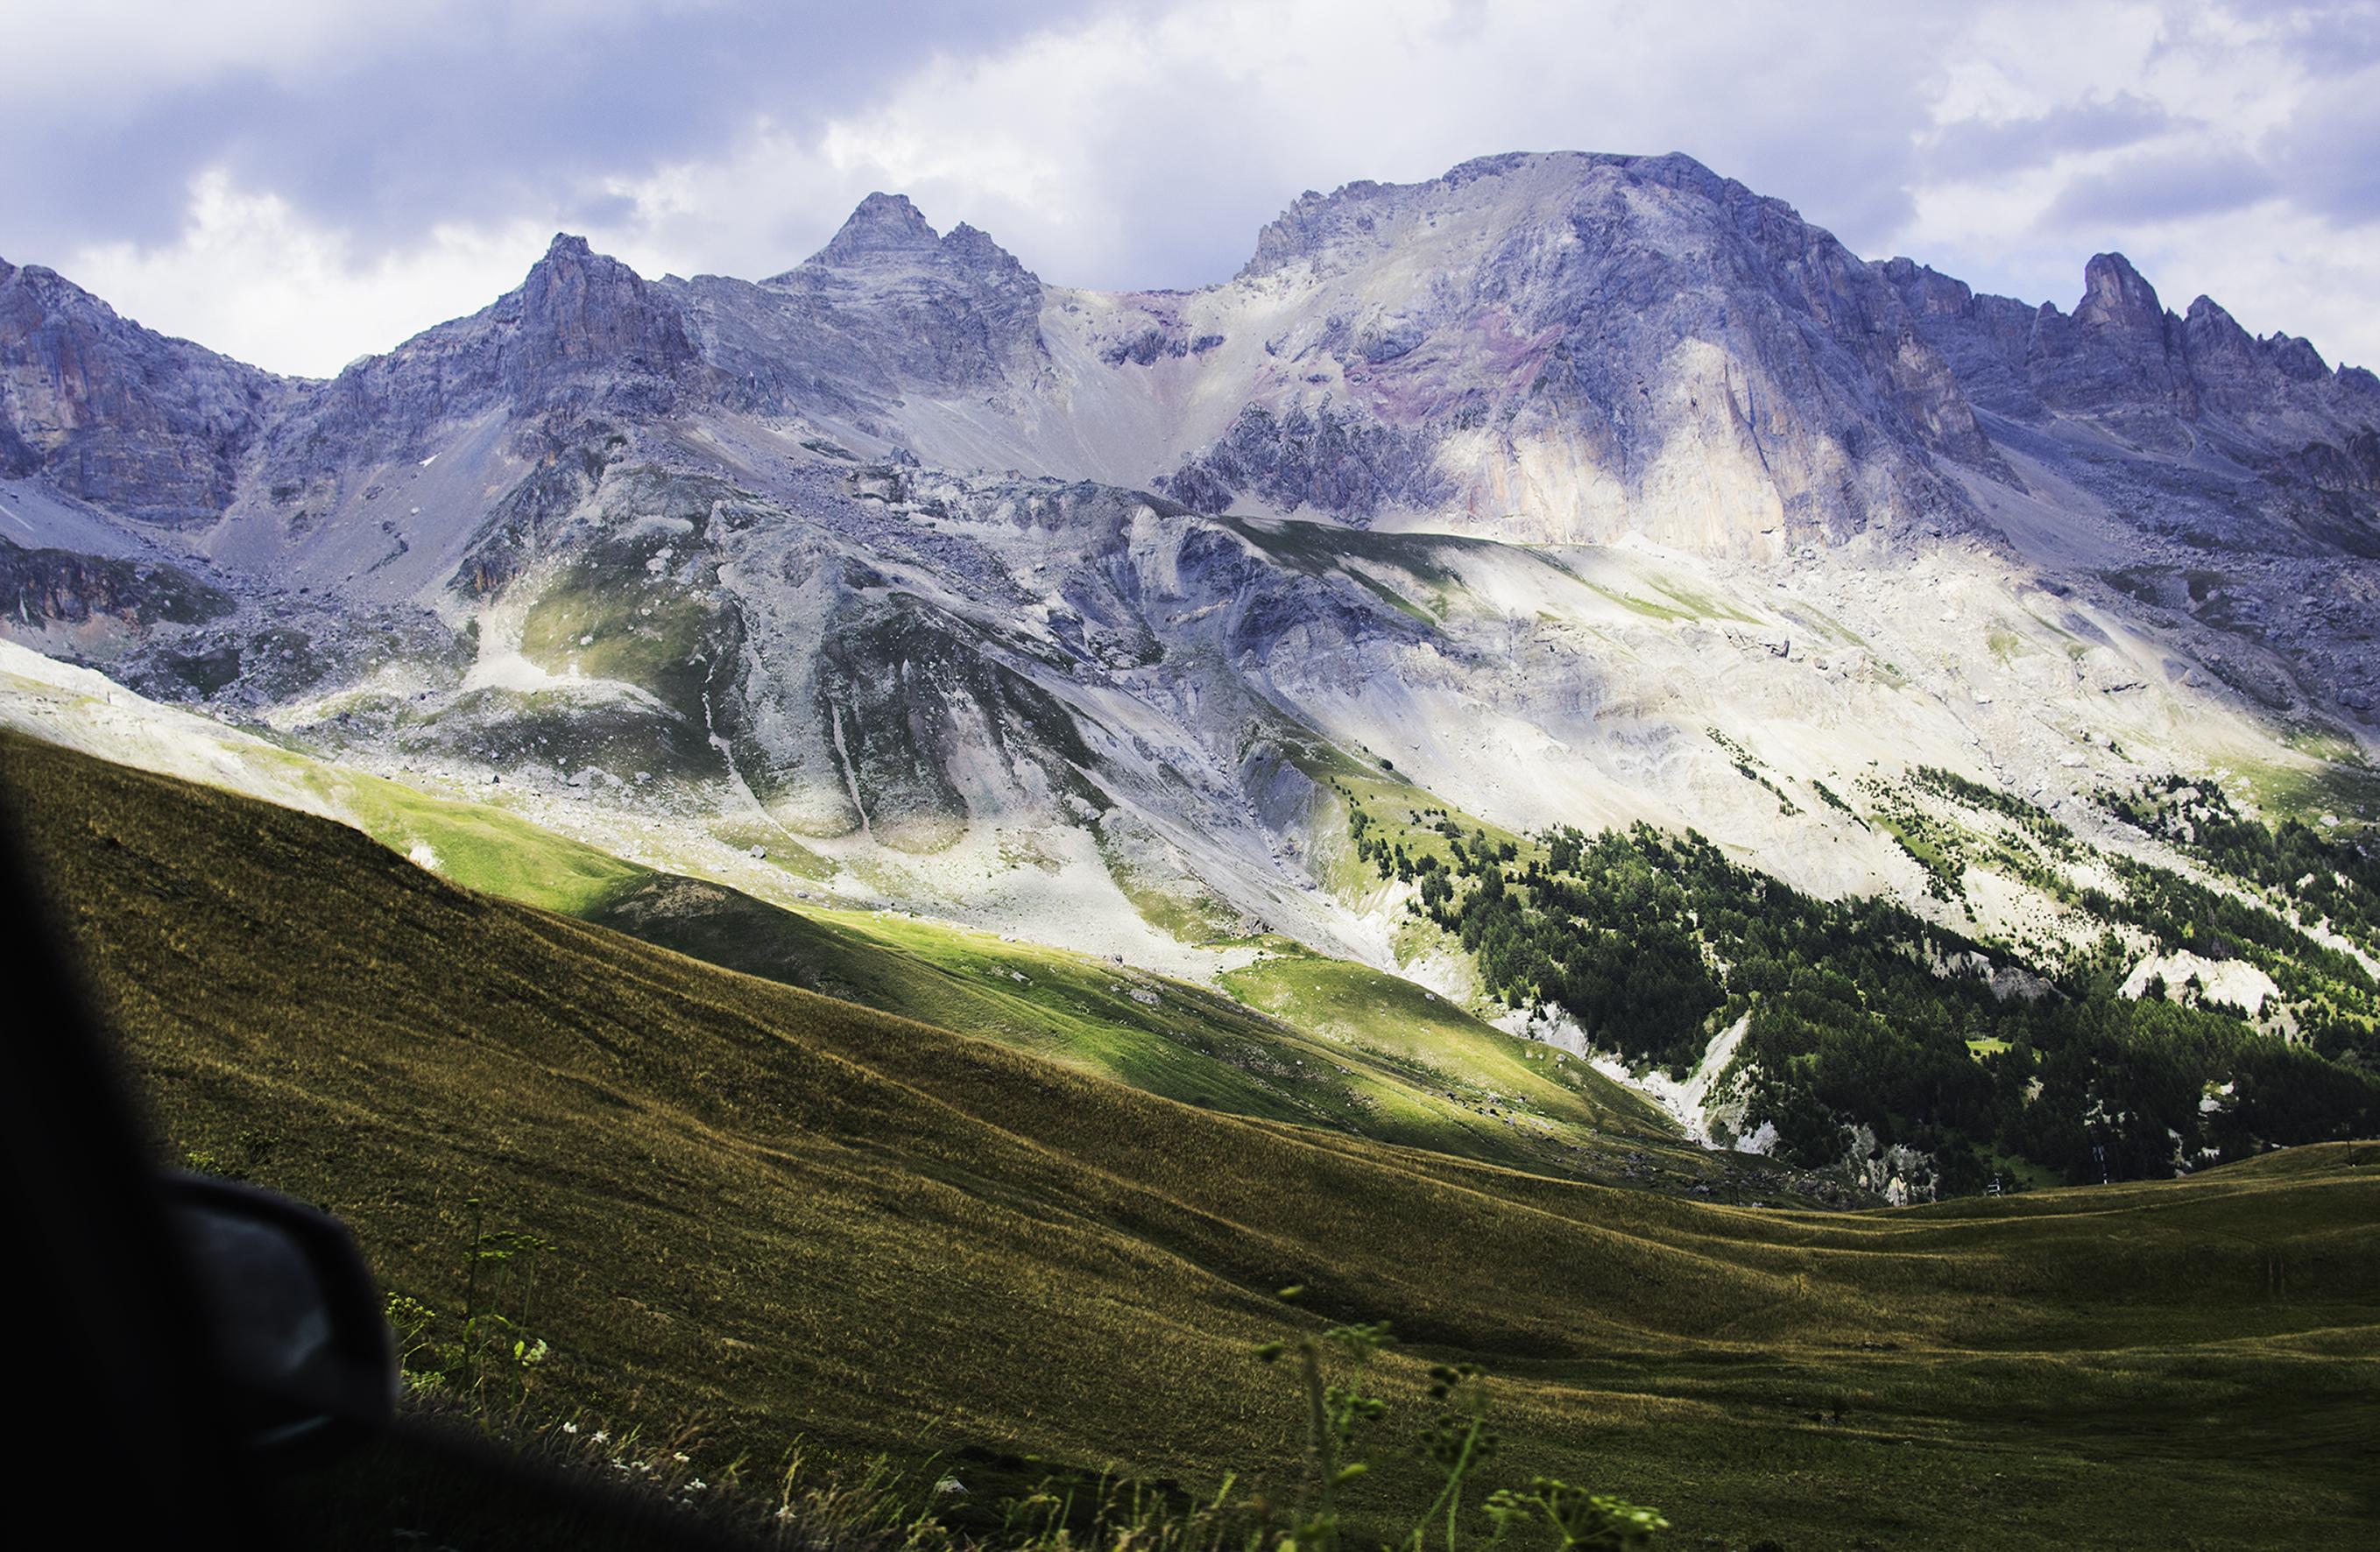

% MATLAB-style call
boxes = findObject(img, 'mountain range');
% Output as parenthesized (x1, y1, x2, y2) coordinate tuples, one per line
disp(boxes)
(4, 148, 2376, 1197)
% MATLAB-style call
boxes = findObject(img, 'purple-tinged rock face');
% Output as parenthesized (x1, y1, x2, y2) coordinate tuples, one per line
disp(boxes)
(503, 233, 698, 397)
(0, 258, 291, 526)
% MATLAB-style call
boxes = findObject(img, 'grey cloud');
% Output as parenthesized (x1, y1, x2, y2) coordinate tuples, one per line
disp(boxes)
(2041, 149, 2279, 229)
(2242, 0, 2380, 76)
(1922, 95, 2176, 181)
(0, 1, 1133, 266)
(2265, 67, 2380, 224)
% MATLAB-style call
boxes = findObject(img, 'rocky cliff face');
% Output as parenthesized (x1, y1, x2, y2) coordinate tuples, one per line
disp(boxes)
(0, 257, 291, 525)
(1149, 152, 1999, 554)
(1882, 250, 2376, 454)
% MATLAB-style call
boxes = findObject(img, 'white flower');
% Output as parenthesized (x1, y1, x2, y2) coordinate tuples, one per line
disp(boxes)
(561, 1421, 579, 1435)
(689, 1479, 707, 1491)
(673, 1452, 690, 1464)
(592, 1430, 610, 1444)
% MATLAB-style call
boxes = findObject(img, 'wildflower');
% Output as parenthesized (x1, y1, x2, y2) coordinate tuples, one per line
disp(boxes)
(673, 1451, 691, 1463)
(592, 1430, 610, 1444)
(561, 1421, 579, 1435)
(689, 1478, 707, 1492)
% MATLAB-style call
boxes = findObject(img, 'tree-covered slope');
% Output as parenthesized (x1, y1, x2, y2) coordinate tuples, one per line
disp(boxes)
(1351, 767, 2380, 1197)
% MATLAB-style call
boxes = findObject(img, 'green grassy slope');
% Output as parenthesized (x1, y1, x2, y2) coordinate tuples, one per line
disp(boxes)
(584, 873, 1702, 1190)
(3, 635, 1716, 1189)
(7, 731, 2377, 1551)
(280, 754, 649, 914)
(1222, 942, 1675, 1135)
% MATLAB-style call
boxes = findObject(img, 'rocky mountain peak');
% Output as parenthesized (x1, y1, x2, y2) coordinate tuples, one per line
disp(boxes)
(778, 195, 1036, 295)
(3, 257, 111, 321)
(2181, 293, 2257, 367)
(2075, 252, 2166, 337)
(941, 220, 1036, 282)
(1236, 187, 1336, 279)
(1234, 151, 1748, 281)
(2265, 332, 2330, 382)
(2183, 293, 2241, 329)
(507, 232, 696, 385)
(1196, 148, 1993, 547)
(519, 231, 653, 305)
(0, 252, 283, 524)
(539, 231, 597, 265)
(705, 196, 1044, 404)
(815, 193, 943, 265)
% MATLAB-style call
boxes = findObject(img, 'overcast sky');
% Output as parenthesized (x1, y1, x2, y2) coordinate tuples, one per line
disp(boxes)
(5, 0, 2376, 378)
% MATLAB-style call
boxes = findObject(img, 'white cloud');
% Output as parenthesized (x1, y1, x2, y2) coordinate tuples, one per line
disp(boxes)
(1895, 0, 2380, 367)
(34, 0, 2380, 374)
(67, 170, 553, 377)
(0, 0, 667, 104)
(0, 1, 465, 104)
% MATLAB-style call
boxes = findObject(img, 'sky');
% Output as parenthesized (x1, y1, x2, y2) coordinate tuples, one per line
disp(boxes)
(4, 0, 2376, 379)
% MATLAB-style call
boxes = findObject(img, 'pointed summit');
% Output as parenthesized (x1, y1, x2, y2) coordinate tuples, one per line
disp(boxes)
(2264, 332, 2330, 382)
(815, 193, 942, 265)
(2075, 252, 2165, 337)
(940, 220, 1035, 282)
(2182, 293, 2256, 368)
(505, 231, 694, 391)
(519, 232, 648, 301)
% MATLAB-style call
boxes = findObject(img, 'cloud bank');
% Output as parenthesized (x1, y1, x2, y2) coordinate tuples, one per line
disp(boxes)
(7, 0, 2375, 377)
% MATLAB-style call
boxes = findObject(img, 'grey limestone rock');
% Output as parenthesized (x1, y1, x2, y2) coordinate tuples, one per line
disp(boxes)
(0, 257, 293, 526)
(5, 151, 2377, 822)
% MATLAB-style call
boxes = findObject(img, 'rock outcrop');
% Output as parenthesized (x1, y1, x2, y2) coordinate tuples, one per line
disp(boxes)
(669, 193, 1048, 420)
(1165, 152, 1997, 551)
(1880, 249, 2377, 458)
(0, 257, 291, 525)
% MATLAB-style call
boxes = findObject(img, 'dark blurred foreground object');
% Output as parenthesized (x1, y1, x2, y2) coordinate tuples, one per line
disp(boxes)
(0, 813, 395, 1544)
(165, 1173, 399, 1462)
(0, 790, 783, 1548)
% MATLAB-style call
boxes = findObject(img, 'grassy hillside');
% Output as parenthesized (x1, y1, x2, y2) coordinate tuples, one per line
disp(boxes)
(585, 873, 1708, 1192)
(6, 731, 2377, 1550)
(0, 632, 1717, 1189)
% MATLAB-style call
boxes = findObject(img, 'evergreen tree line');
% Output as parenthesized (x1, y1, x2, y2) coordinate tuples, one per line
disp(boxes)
(1392, 813, 2379, 1195)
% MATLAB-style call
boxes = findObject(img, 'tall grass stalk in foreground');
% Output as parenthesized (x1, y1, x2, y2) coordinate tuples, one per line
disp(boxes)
(1254, 1287, 1665, 1552)
(385, 1196, 555, 1411)
(343, 1282, 1668, 1552)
